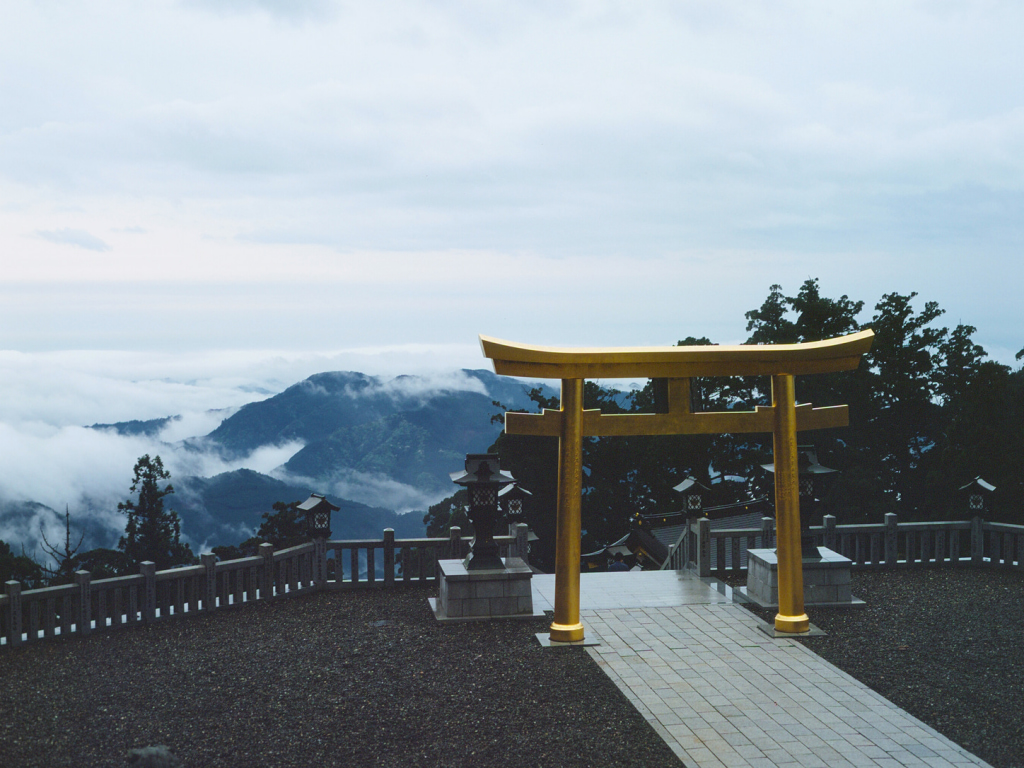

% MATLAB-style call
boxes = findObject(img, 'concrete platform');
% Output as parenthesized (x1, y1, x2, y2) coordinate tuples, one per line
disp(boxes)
(540, 571, 992, 768)
(530, 570, 733, 612)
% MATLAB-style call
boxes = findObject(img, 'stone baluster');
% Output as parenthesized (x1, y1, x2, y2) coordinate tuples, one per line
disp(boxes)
(760, 516, 774, 550)
(697, 517, 710, 578)
(140, 562, 156, 623)
(313, 536, 328, 591)
(448, 526, 462, 560)
(75, 570, 91, 637)
(383, 528, 395, 587)
(884, 512, 898, 566)
(514, 522, 530, 565)
(823, 515, 837, 551)
(201, 553, 217, 611)
(259, 543, 274, 599)
(971, 516, 984, 564)
(5, 580, 22, 648)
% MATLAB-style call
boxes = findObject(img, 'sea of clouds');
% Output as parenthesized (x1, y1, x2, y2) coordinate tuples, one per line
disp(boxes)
(0, 344, 483, 559)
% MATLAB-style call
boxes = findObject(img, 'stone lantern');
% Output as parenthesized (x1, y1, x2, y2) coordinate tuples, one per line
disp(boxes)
(298, 492, 339, 587)
(958, 476, 996, 517)
(673, 476, 711, 517)
(298, 493, 339, 539)
(498, 482, 531, 520)
(450, 454, 516, 570)
(763, 446, 837, 560)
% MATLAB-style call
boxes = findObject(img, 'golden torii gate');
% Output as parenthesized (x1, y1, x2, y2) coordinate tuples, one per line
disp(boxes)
(480, 330, 874, 640)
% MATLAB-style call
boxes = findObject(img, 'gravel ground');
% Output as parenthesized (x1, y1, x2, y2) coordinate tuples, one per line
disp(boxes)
(4, 569, 1021, 768)
(735, 567, 1024, 768)
(0, 584, 682, 768)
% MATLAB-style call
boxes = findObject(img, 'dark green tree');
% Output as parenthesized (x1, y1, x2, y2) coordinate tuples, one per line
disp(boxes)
(932, 360, 1024, 521)
(70, 548, 130, 579)
(212, 500, 309, 561)
(39, 506, 85, 585)
(860, 292, 948, 512)
(255, 500, 308, 548)
(936, 323, 987, 407)
(430, 279, 1024, 570)
(117, 454, 194, 570)
(745, 284, 797, 345)
(0, 540, 45, 588)
(423, 489, 470, 538)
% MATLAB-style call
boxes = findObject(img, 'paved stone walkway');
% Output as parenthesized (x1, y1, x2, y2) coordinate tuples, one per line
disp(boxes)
(532, 573, 993, 768)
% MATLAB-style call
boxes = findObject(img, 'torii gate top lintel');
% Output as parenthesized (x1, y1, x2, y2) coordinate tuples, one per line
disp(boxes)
(480, 329, 874, 379)
(481, 330, 874, 438)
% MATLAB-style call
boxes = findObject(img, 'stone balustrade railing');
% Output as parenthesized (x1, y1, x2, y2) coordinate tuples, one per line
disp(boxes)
(0, 523, 530, 649)
(665, 514, 1024, 577)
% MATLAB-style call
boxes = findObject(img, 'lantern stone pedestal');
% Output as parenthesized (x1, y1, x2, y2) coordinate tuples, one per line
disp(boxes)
(430, 558, 543, 621)
(739, 547, 864, 609)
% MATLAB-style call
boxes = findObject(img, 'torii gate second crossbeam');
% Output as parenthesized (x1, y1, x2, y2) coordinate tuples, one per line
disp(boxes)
(480, 330, 874, 641)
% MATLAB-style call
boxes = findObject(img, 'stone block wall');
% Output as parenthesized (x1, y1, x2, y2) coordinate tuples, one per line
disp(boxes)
(747, 547, 854, 607)
(437, 558, 534, 619)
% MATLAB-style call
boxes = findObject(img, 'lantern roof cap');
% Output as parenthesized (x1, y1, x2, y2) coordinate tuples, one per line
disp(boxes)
(672, 476, 712, 493)
(499, 483, 532, 498)
(958, 476, 996, 493)
(450, 453, 516, 487)
(297, 493, 340, 512)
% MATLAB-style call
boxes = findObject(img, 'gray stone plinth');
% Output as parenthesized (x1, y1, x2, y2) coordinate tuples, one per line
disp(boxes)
(742, 547, 865, 609)
(431, 558, 543, 622)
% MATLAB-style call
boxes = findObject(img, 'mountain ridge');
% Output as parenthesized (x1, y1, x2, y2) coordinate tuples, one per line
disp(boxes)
(50, 368, 555, 552)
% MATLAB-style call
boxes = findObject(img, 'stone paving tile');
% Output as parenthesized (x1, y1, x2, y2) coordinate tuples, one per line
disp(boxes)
(583, 602, 995, 768)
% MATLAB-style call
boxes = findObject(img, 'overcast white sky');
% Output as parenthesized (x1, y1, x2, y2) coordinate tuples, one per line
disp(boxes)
(2, 0, 1023, 548)
(2, 1, 1023, 412)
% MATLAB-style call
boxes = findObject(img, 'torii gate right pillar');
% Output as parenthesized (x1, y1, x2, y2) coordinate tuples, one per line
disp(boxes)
(771, 374, 809, 633)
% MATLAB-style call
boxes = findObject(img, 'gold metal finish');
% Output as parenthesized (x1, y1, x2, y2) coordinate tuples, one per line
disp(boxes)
(504, 402, 848, 438)
(771, 375, 810, 633)
(550, 378, 585, 643)
(480, 331, 873, 641)
(480, 331, 873, 379)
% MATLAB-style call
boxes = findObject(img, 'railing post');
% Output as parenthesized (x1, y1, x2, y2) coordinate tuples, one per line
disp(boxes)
(448, 526, 461, 560)
(971, 516, 984, 564)
(823, 515, 837, 551)
(884, 513, 898, 566)
(5, 581, 22, 648)
(313, 536, 328, 590)
(75, 570, 92, 637)
(201, 553, 217, 611)
(514, 522, 530, 565)
(259, 543, 274, 599)
(760, 516, 774, 550)
(140, 562, 157, 623)
(383, 529, 395, 587)
(697, 517, 710, 578)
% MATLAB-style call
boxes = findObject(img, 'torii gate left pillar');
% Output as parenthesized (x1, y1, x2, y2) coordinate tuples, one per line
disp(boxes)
(480, 331, 873, 642)
(551, 378, 585, 641)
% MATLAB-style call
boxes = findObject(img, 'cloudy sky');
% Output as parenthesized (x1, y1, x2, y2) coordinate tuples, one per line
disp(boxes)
(1, 1, 1023, 545)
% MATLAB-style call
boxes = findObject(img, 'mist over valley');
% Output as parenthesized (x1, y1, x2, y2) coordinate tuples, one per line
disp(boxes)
(0, 359, 549, 560)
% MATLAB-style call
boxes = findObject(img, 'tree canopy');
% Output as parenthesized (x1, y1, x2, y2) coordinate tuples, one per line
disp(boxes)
(117, 454, 194, 570)
(423, 279, 1024, 572)
(0, 539, 45, 588)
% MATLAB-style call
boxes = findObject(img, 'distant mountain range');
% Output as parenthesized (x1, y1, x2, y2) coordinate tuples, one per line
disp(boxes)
(204, 369, 541, 459)
(77, 369, 554, 550)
